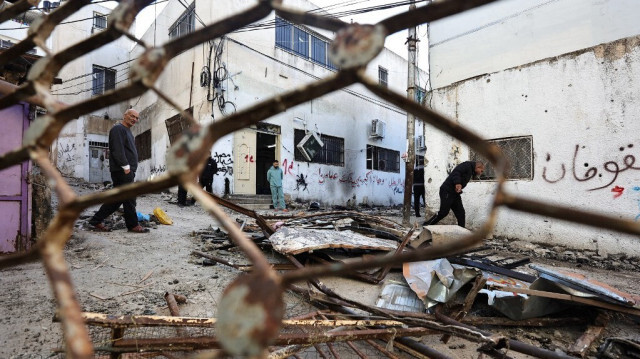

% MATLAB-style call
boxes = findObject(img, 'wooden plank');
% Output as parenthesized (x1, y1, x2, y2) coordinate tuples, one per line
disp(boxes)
(271, 227, 398, 255)
(500, 287, 640, 316)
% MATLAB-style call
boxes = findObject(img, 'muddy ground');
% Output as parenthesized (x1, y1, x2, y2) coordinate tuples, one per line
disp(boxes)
(1, 177, 639, 358)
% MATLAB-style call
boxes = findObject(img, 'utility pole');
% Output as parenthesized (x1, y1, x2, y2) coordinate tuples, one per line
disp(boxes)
(402, 0, 417, 225)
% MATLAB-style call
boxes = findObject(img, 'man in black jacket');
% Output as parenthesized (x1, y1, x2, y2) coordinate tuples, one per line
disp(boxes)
(89, 109, 149, 233)
(177, 152, 218, 206)
(413, 165, 425, 217)
(424, 161, 484, 228)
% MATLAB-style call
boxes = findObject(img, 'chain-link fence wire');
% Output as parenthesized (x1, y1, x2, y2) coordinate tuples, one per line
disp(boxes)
(1, 0, 639, 357)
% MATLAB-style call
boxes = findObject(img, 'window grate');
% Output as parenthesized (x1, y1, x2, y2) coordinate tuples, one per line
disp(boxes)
(135, 129, 151, 162)
(93, 12, 107, 29)
(92, 65, 116, 95)
(378, 66, 388, 88)
(367, 145, 400, 173)
(470, 136, 533, 181)
(89, 141, 108, 148)
(169, 2, 196, 38)
(164, 108, 194, 146)
(294, 129, 344, 166)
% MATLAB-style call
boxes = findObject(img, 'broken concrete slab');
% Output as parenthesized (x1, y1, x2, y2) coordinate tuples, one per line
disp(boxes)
(269, 227, 398, 255)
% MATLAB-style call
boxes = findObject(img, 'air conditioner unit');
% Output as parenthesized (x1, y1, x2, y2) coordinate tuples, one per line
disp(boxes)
(296, 131, 324, 162)
(370, 119, 386, 138)
(415, 135, 426, 150)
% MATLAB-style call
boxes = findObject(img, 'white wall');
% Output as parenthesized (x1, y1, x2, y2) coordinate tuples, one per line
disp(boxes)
(132, 0, 428, 206)
(429, 0, 640, 89)
(50, 3, 134, 180)
(427, 35, 640, 256)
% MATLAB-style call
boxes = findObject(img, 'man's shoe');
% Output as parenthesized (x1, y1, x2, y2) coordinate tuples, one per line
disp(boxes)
(91, 223, 111, 232)
(282, 208, 289, 212)
(128, 225, 150, 233)
(422, 222, 428, 226)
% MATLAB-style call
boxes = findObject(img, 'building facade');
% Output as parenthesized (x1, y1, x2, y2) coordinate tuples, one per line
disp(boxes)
(131, 0, 428, 207)
(426, 0, 640, 255)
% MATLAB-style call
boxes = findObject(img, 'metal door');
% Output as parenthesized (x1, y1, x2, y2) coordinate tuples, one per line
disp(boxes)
(233, 129, 256, 194)
(0, 104, 31, 253)
(89, 146, 109, 183)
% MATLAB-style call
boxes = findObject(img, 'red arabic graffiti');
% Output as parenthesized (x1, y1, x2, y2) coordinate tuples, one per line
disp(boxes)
(612, 185, 624, 198)
(282, 158, 295, 176)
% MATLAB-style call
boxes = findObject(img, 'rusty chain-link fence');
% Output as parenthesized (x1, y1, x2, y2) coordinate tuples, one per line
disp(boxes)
(0, 0, 639, 357)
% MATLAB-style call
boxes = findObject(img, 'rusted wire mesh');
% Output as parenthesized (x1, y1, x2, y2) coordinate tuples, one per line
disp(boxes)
(1, 0, 639, 357)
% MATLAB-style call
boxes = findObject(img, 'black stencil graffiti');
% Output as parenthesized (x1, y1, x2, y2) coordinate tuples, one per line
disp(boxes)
(218, 165, 233, 176)
(213, 152, 233, 166)
(150, 165, 167, 175)
(57, 143, 77, 174)
(295, 173, 308, 192)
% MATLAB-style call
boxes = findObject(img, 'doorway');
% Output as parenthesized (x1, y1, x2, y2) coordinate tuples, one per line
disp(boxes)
(256, 132, 277, 195)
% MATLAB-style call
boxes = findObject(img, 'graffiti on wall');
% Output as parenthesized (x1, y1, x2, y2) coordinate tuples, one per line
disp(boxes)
(57, 143, 77, 174)
(543, 144, 640, 191)
(634, 186, 640, 221)
(295, 174, 308, 192)
(213, 152, 233, 166)
(150, 165, 167, 175)
(278, 158, 405, 194)
(213, 152, 233, 177)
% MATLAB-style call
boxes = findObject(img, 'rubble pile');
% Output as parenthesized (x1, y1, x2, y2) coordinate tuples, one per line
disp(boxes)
(62, 197, 640, 359)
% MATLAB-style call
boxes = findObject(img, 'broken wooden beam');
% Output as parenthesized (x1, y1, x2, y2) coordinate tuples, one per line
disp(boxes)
(376, 225, 416, 282)
(210, 193, 274, 236)
(568, 312, 609, 357)
(441, 275, 487, 343)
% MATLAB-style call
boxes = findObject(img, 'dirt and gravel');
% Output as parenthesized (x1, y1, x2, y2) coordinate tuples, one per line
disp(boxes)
(1, 177, 639, 358)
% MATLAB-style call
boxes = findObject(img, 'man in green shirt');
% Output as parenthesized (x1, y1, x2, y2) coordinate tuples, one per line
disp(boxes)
(267, 160, 287, 212)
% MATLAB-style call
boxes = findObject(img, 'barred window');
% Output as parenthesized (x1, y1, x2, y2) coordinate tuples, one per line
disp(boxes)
(416, 86, 426, 104)
(135, 130, 151, 162)
(294, 129, 344, 166)
(169, 2, 195, 38)
(367, 145, 400, 173)
(378, 66, 388, 88)
(470, 136, 533, 180)
(93, 12, 107, 29)
(92, 65, 116, 95)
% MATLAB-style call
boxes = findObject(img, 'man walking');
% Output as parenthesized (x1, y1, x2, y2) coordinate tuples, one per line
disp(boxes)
(413, 164, 425, 217)
(267, 160, 287, 212)
(424, 161, 484, 228)
(89, 109, 149, 233)
(199, 151, 218, 194)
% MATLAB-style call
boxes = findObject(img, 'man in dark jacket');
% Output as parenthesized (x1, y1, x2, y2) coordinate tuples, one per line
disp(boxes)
(199, 152, 218, 194)
(424, 161, 484, 228)
(89, 109, 149, 233)
(177, 152, 218, 206)
(413, 165, 425, 217)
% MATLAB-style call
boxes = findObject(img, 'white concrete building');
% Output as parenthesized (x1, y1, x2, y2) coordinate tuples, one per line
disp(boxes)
(49, 3, 135, 183)
(425, 0, 640, 255)
(131, 0, 428, 206)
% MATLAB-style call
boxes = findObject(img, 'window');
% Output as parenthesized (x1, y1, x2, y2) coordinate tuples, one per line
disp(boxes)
(169, 2, 195, 38)
(1, 39, 12, 48)
(275, 16, 337, 70)
(470, 136, 533, 181)
(378, 66, 388, 88)
(92, 65, 116, 95)
(416, 86, 426, 104)
(135, 130, 151, 162)
(294, 129, 344, 166)
(164, 108, 193, 145)
(93, 12, 107, 29)
(275, 17, 292, 50)
(367, 145, 400, 173)
(310, 35, 327, 65)
(416, 155, 424, 166)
